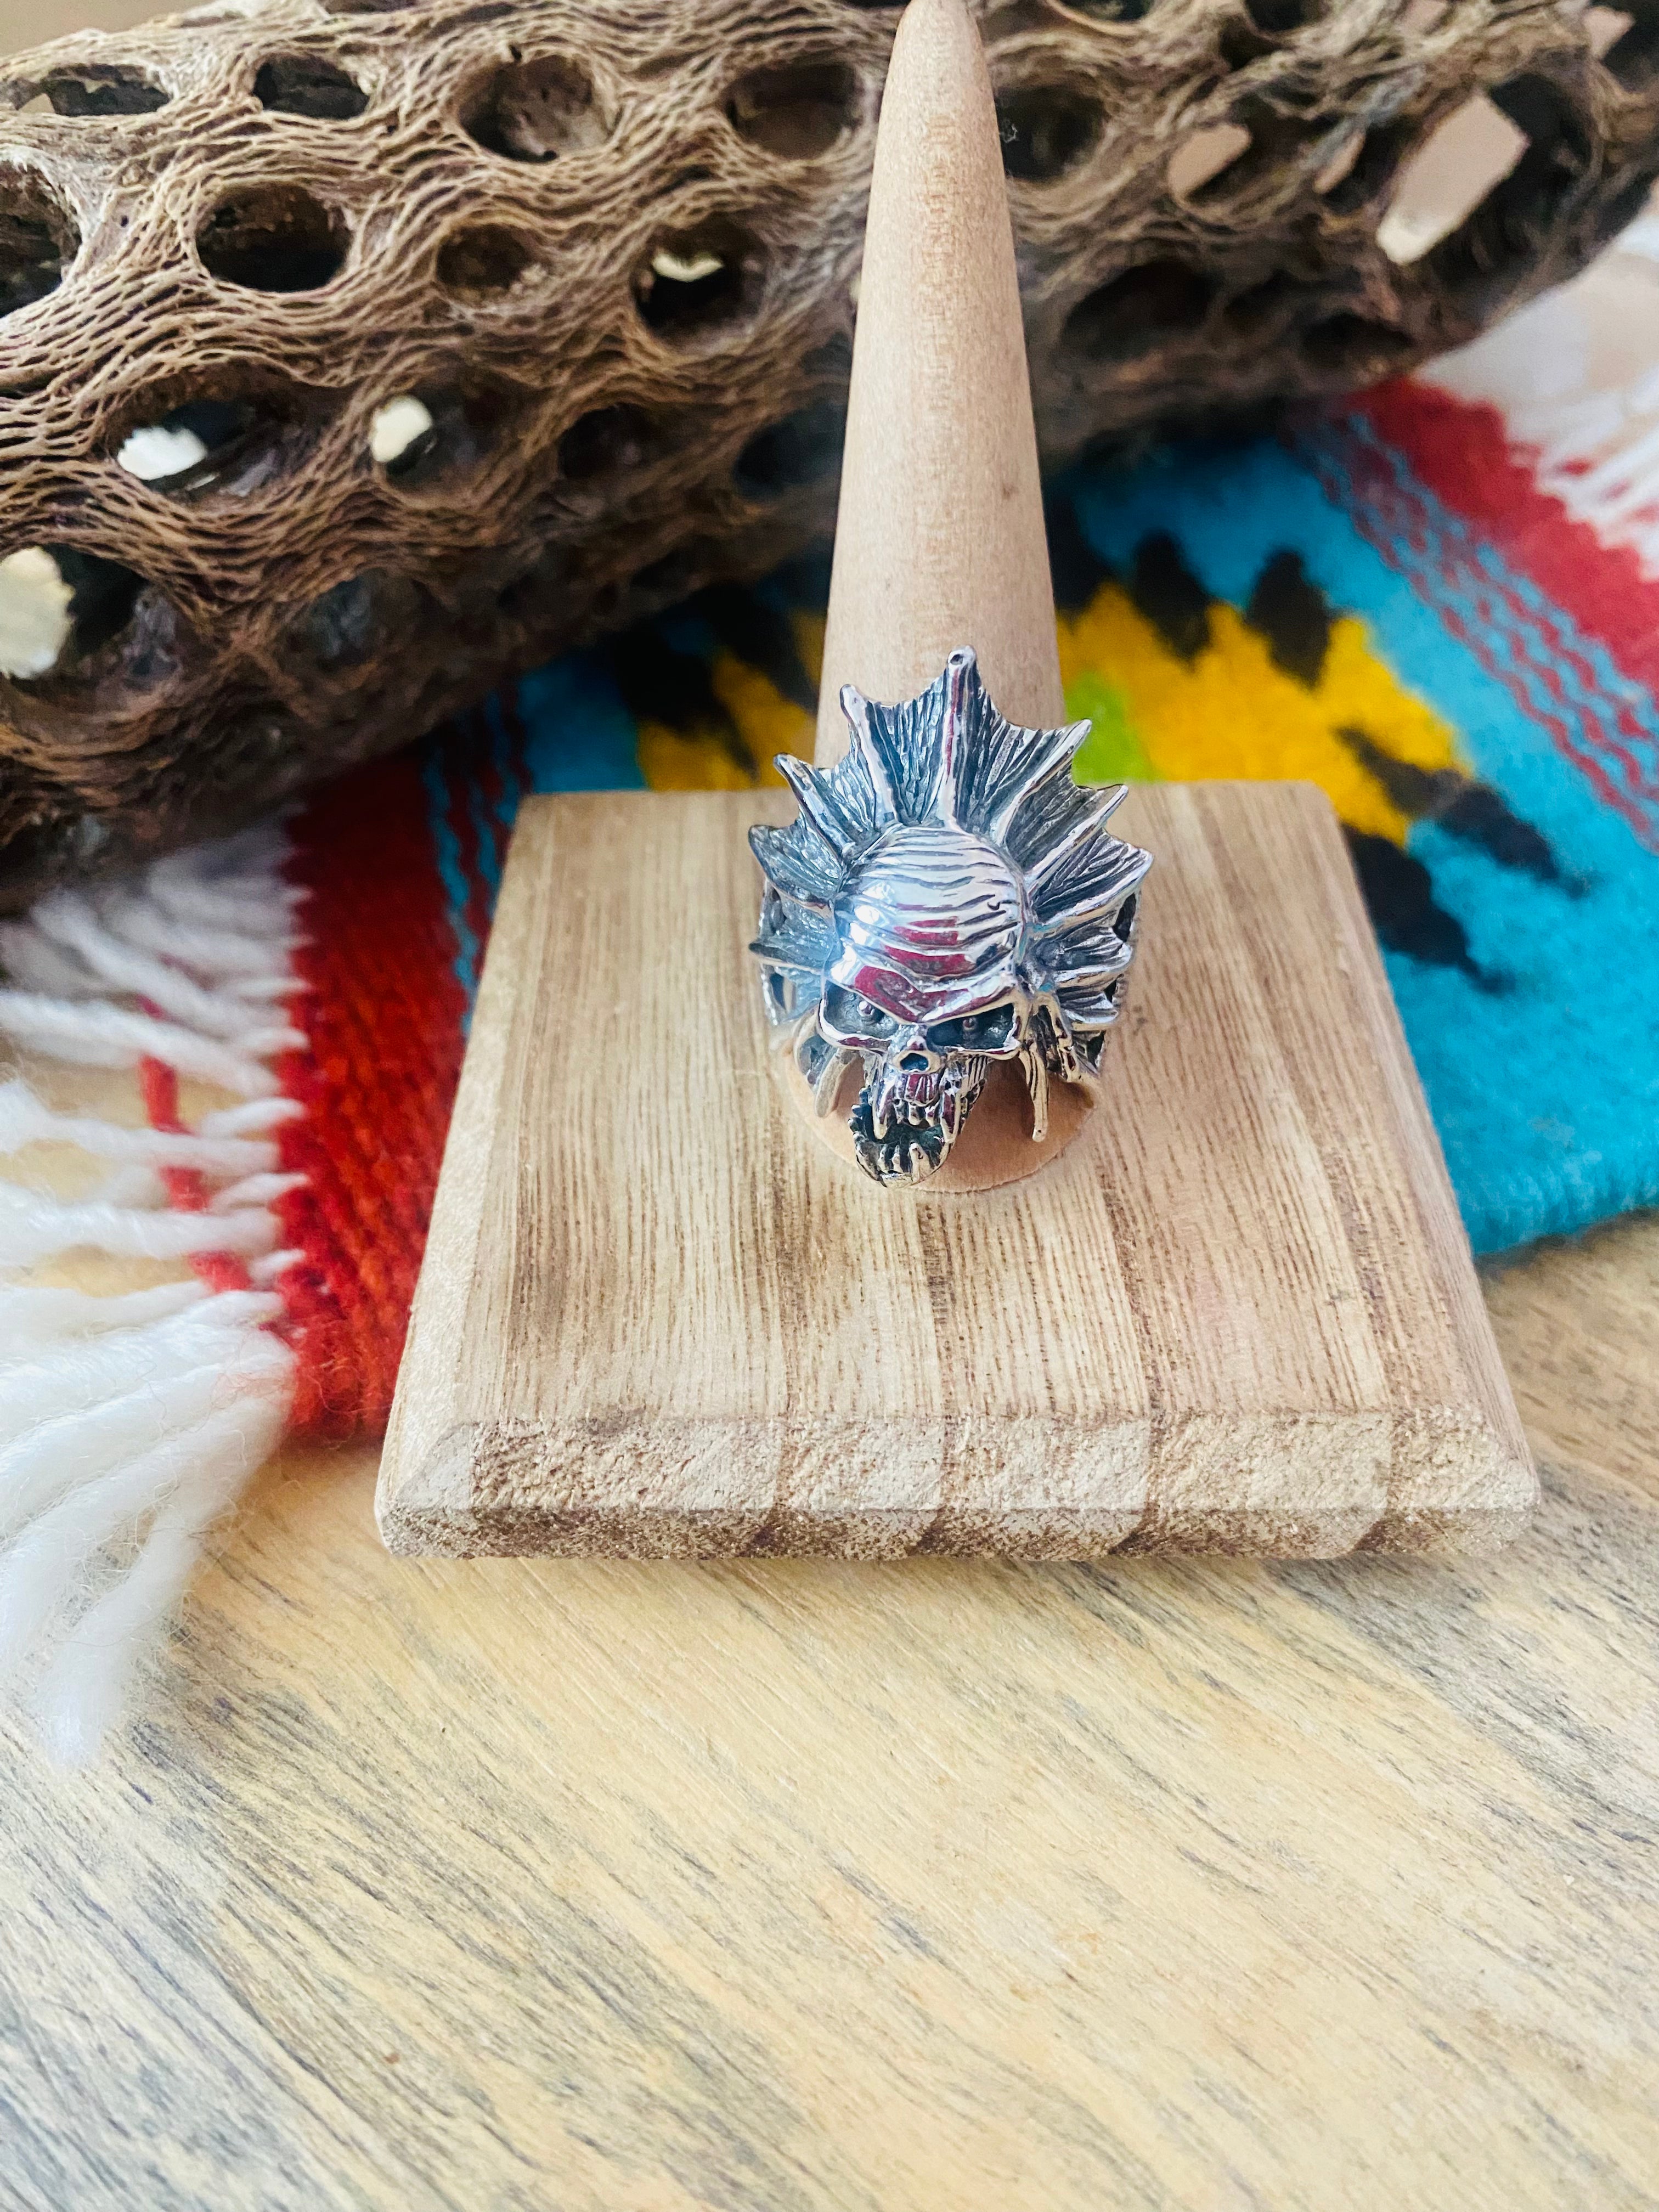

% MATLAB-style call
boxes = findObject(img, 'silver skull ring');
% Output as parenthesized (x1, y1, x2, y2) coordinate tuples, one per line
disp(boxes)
(750, 648, 1151, 1187)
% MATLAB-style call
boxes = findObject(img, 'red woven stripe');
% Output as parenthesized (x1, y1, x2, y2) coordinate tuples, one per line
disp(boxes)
(1312, 389, 1659, 844)
(139, 1053, 255, 1299)
(275, 749, 467, 1437)
(1357, 380, 1659, 697)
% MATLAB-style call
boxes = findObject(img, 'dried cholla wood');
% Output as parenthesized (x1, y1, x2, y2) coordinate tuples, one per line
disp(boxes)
(2, 0, 1657, 907)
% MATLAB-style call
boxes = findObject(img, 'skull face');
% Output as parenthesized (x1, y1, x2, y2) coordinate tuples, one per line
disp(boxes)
(748, 650, 1150, 1193)
(819, 824, 1032, 1183)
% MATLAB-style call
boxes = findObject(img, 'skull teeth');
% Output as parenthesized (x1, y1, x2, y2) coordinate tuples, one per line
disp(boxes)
(851, 1052, 996, 1186)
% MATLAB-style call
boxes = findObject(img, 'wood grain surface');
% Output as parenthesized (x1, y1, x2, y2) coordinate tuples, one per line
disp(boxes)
(380, 781, 1531, 1560)
(2, 1212, 1656, 2211)
(814, 0, 1064, 757)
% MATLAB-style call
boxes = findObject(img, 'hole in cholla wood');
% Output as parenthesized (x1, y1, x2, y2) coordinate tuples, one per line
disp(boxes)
(1167, 121, 1252, 202)
(0, 548, 146, 682)
(1598, 7, 1658, 89)
(1432, 75, 1598, 300)
(21, 65, 170, 116)
(635, 221, 768, 347)
(376, 380, 520, 489)
(368, 394, 435, 470)
(1378, 92, 1532, 264)
(0, 167, 77, 317)
(462, 54, 609, 161)
(1585, 7, 1635, 55)
(736, 401, 846, 499)
(435, 223, 534, 298)
(112, 387, 320, 499)
(557, 403, 668, 484)
(1064, 259, 1216, 364)
(726, 58, 860, 160)
(254, 55, 369, 121)
(283, 571, 423, 673)
(1312, 131, 1364, 195)
(996, 84, 1100, 181)
(1243, 0, 1325, 31)
(196, 184, 349, 292)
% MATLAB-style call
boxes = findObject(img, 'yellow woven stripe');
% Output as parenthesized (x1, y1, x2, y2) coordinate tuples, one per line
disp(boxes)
(1058, 586, 1460, 844)
(709, 653, 802, 787)
(640, 613, 821, 791)
(636, 720, 760, 791)
(794, 609, 826, 691)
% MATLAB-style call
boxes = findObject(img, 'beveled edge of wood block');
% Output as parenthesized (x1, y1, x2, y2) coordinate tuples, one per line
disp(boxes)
(377, 1410, 1533, 1562)
(381, 1409, 1151, 1561)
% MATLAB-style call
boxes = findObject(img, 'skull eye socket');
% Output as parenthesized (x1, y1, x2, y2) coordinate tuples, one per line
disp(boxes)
(823, 982, 898, 1041)
(927, 1003, 1017, 1054)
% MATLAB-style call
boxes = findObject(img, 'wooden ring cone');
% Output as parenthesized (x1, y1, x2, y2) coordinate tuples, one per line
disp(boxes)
(777, 0, 1097, 1190)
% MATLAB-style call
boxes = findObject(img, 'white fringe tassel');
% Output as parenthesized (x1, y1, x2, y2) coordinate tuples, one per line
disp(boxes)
(1425, 204, 1659, 572)
(0, 825, 304, 1764)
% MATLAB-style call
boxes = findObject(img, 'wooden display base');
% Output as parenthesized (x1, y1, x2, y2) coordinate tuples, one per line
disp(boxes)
(377, 783, 1534, 1561)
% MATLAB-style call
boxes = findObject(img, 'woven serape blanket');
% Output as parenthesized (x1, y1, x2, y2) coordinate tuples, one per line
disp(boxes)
(4, 247, 1659, 1755)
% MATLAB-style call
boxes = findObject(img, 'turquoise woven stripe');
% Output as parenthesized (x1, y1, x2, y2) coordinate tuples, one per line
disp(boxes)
(1071, 435, 1659, 1252)
(1303, 411, 1659, 845)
